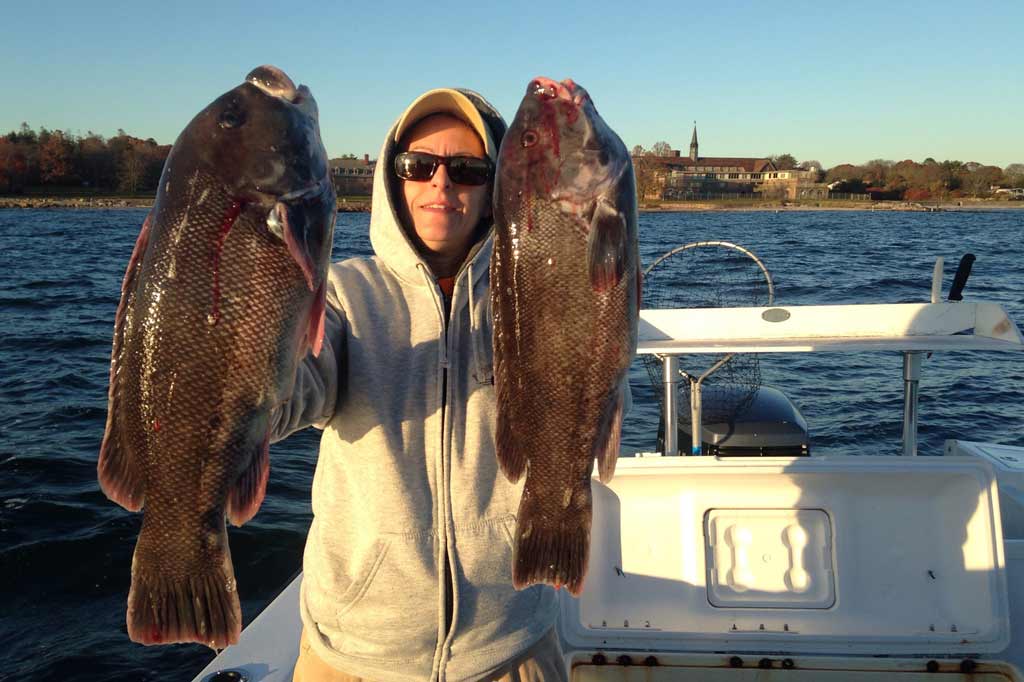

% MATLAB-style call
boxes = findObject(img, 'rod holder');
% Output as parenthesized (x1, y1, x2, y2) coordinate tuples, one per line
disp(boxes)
(902, 351, 923, 456)
(663, 356, 680, 456)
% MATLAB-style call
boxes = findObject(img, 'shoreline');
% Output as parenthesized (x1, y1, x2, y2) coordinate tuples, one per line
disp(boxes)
(1, 196, 1021, 213)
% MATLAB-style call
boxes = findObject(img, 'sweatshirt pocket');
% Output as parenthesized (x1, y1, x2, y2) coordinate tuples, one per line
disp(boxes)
(330, 530, 440, 659)
(452, 516, 544, 653)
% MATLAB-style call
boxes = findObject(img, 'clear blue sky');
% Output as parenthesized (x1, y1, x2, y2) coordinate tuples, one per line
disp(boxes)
(2, 0, 1022, 169)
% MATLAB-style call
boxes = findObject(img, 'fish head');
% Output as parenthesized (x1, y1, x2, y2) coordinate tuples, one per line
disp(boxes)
(160, 65, 336, 292)
(496, 77, 629, 221)
(168, 65, 330, 206)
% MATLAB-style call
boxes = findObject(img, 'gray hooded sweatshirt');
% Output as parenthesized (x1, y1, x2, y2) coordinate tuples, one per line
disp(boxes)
(272, 91, 559, 682)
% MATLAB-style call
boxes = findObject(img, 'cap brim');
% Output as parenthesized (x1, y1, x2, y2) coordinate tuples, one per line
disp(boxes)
(393, 89, 497, 162)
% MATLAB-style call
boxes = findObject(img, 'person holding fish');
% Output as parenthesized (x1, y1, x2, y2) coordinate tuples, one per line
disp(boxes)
(273, 87, 567, 682)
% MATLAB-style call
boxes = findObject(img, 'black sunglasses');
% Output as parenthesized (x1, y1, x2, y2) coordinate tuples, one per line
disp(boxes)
(394, 151, 493, 186)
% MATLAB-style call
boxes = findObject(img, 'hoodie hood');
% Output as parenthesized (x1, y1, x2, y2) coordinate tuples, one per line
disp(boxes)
(368, 88, 507, 287)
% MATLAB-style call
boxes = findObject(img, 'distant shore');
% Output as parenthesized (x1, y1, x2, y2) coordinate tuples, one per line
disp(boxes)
(1, 195, 1021, 213)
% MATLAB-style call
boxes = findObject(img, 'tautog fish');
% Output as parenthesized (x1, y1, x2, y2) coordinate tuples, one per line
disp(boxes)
(97, 65, 336, 648)
(491, 77, 639, 595)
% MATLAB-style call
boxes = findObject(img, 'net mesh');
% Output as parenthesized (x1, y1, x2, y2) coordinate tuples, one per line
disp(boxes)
(642, 241, 773, 425)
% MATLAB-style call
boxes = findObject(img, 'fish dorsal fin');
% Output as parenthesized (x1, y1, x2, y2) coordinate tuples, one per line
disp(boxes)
(587, 198, 627, 292)
(98, 212, 153, 511)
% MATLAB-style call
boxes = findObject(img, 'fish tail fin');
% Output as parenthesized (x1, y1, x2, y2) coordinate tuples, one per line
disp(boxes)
(512, 484, 592, 596)
(226, 430, 271, 527)
(127, 526, 241, 649)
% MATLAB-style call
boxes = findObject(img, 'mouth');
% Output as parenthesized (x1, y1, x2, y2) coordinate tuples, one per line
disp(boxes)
(420, 202, 460, 213)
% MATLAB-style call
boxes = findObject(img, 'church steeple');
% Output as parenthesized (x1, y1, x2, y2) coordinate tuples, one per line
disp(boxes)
(689, 122, 698, 161)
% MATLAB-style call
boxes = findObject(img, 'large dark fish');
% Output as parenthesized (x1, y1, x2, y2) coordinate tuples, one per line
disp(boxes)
(97, 65, 335, 648)
(491, 77, 639, 595)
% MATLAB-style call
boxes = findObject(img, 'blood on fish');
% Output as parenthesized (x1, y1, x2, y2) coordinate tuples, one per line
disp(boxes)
(209, 200, 243, 325)
(153, 419, 161, 432)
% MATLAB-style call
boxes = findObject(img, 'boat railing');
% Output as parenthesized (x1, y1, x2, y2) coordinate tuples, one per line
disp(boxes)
(638, 301, 1024, 457)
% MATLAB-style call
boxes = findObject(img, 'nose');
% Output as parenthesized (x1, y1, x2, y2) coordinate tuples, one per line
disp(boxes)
(432, 161, 453, 189)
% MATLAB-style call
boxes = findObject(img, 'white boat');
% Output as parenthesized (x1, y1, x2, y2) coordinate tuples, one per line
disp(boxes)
(193, 284, 1024, 681)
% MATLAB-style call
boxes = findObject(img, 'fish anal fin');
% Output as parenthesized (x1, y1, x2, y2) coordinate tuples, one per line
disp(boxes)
(495, 411, 528, 483)
(594, 381, 626, 484)
(98, 212, 153, 511)
(493, 362, 528, 482)
(587, 198, 627, 293)
(127, 527, 241, 649)
(226, 430, 270, 526)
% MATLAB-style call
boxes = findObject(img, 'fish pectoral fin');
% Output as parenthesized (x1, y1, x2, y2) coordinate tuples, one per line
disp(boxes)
(306, 280, 327, 358)
(98, 212, 153, 512)
(276, 200, 333, 293)
(586, 198, 627, 292)
(226, 429, 271, 526)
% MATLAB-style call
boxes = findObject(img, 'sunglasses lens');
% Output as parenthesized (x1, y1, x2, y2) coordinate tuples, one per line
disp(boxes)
(395, 153, 437, 181)
(447, 157, 492, 186)
(395, 152, 492, 185)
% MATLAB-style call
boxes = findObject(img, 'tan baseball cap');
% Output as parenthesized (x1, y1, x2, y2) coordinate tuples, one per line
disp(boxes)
(393, 88, 497, 161)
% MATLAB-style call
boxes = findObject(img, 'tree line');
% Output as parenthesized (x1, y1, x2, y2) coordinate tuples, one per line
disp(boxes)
(0, 123, 171, 194)
(632, 141, 1024, 201)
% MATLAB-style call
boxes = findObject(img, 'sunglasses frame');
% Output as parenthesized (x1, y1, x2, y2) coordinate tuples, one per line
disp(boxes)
(394, 151, 493, 186)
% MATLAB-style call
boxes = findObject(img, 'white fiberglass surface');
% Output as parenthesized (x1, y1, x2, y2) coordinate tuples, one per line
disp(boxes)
(562, 456, 1008, 656)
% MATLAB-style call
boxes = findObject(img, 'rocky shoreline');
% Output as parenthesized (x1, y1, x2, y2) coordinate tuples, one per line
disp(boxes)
(0, 196, 372, 211)
(1, 195, 1019, 213)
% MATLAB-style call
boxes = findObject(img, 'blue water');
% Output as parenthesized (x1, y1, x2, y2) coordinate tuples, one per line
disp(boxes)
(1, 208, 1022, 680)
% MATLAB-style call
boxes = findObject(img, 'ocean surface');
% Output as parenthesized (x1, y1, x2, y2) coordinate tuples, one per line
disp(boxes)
(1, 208, 1022, 681)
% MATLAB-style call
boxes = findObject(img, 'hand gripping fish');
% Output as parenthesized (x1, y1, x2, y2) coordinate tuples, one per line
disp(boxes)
(491, 77, 640, 596)
(97, 66, 336, 648)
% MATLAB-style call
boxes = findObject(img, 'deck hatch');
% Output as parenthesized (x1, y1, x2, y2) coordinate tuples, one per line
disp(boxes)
(704, 508, 835, 608)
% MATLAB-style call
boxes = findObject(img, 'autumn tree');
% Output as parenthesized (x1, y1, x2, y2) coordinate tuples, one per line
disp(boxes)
(1004, 163, 1024, 187)
(770, 153, 797, 170)
(650, 141, 672, 157)
(39, 130, 73, 183)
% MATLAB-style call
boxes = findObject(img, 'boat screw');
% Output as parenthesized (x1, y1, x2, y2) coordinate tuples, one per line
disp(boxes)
(729, 656, 744, 668)
(960, 660, 977, 673)
(926, 660, 940, 673)
(616, 655, 633, 666)
(759, 658, 773, 669)
(208, 671, 247, 682)
(782, 659, 795, 669)
(592, 653, 607, 665)
(644, 656, 658, 666)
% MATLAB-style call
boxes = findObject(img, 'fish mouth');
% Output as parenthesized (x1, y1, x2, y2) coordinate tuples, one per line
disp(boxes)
(277, 174, 333, 203)
(529, 77, 590, 109)
(245, 65, 319, 120)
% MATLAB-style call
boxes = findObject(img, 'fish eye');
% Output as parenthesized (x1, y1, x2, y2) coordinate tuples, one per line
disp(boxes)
(219, 107, 246, 129)
(521, 130, 539, 148)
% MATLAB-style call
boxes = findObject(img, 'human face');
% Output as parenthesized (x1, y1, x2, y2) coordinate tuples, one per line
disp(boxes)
(399, 114, 490, 273)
